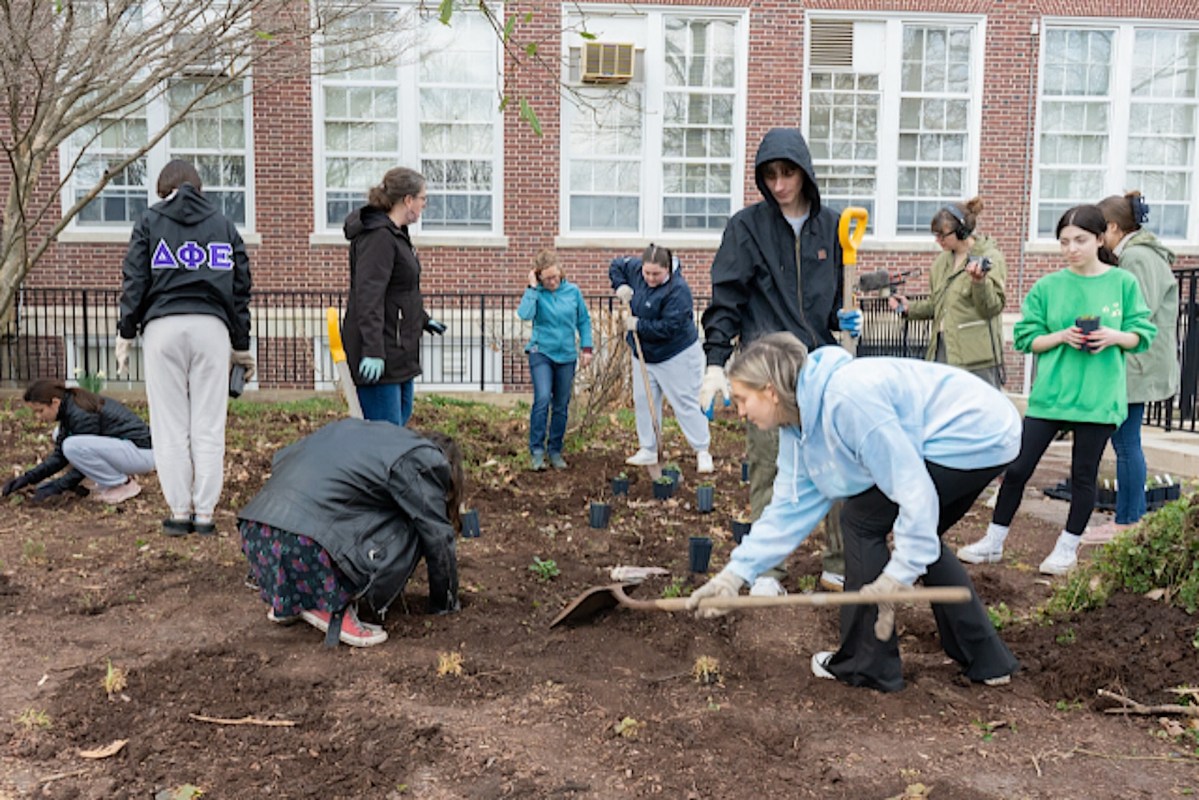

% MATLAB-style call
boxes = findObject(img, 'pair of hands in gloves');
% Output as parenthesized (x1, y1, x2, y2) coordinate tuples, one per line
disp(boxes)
(116, 338, 256, 382)
(3, 475, 84, 503)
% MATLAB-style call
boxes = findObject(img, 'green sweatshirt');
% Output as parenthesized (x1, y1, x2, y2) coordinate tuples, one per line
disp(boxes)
(1013, 268, 1156, 425)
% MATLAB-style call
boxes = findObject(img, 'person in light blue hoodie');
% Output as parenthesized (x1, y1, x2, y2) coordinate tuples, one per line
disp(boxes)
(518, 249, 593, 470)
(687, 332, 1020, 692)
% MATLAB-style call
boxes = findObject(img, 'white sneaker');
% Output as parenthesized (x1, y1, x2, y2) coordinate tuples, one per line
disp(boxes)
(1039, 533, 1079, 576)
(625, 448, 658, 467)
(957, 534, 1004, 564)
(750, 576, 786, 597)
(810, 651, 835, 680)
(819, 571, 845, 592)
(696, 450, 714, 474)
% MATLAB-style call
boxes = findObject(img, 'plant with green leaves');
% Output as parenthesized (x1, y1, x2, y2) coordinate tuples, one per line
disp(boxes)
(73, 368, 105, 393)
(529, 557, 560, 581)
(661, 577, 689, 599)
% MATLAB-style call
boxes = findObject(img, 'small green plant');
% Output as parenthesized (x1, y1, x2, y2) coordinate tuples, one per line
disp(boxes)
(987, 602, 1015, 630)
(661, 578, 690, 599)
(663, 462, 681, 473)
(73, 367, 106, 393)
(1054, 699, 1084, 711)
(613, 716, 642, 739)
(21, 538, 46, 565)
(102, 660, 127, 699)
(654, 475, 674, 485)
(1055, 627, 1077, 645)
(692, 656, 721, 685)
(794, 574, 818, 593)
(14, 708, 51, 731)
(615, 471, 627, 480)
(529, 557, 560, 581)
(698, 480, 715, 488)
(971, 719, 1000, 742)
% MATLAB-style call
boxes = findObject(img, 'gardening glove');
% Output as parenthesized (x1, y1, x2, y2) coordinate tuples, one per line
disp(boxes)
(615, 284, 634, 305)
(2, 473, 32, 496)
(358, 356, 384, 384)
(859, 573, 911, 640)
(115, 336, 135, 379)
(424, 318, 447, 335)
(699, 365, 731, 418)
(231, 350, 256, 381)
(31, 482, 65, 503)
(623, 315, 639, 332)
(685, 568, 746, 619)
(836, 309, 862, 339)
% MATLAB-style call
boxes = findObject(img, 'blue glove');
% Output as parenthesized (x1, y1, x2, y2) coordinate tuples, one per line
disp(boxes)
(837, 309, 862, 339)
(358, 357, 384, 383)
(704, 396, 732, 421)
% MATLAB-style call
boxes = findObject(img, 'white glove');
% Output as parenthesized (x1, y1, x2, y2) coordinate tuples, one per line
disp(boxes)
(685, 568, 746, 619)
(115, 337, 135, 379)
(615, 284, 634, 304)
(859, 573, 911, 640)
(623, 315, 639, 332)
(699, 365, 731, 413)
(231, 350, 256, 381)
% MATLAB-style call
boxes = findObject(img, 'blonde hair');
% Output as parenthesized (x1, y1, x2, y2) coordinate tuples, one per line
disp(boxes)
(726, 332, 808, 423)
(532, 249, 563, 280)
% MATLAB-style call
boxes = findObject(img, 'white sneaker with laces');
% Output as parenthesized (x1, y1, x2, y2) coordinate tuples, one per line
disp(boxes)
(749, 576, 786, 597)
(625, 448, 658, 467)
(810, 651, 835, 680)
(696, 450, 714, 474)
(1039, 532, 1079, 576)
(957, 524, 1008, 564)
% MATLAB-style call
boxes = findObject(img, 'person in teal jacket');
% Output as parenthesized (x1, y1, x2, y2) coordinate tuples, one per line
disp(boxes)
(686, 333, 1021, 692)
(518, 249, 593, 470)
(959, 205, 1155, 576)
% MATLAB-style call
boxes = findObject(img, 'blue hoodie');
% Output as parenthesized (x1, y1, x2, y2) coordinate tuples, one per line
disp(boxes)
(728, 347, 1021, 586)
(609, 256, 698, 364)
(518, 278, 593, 364)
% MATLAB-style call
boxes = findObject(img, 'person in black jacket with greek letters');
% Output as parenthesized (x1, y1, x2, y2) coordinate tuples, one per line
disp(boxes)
(116, 159, 253, 537)
(1, 380, 153, 505)
(238, 420, 463, 648)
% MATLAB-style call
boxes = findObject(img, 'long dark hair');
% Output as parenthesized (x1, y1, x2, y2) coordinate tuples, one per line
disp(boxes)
(419, 430, 466, 535)
(24, 379, 104, 414)
(1055, 205, 1119, 266)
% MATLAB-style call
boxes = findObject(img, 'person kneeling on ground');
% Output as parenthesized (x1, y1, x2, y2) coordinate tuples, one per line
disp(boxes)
(2, 379, 154, 505)
(238, 419, 463, 648)
(686, 333, 1020, 692)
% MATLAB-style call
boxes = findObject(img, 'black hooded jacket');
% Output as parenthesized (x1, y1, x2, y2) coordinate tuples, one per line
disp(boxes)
(118, 184, 252, 350)
(23, 393, 152, 494)
(701, 128, 845, 367)
(341, 206, 428, 385)
(239, 419, 459, 617)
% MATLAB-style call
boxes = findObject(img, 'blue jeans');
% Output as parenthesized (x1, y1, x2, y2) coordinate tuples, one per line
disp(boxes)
(357, 380, 414, 426)
(528, 352, 576, 455)
(1111, 403, 1147, 524)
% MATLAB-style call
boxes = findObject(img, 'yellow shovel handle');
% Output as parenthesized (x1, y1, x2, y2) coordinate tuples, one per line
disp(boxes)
(326, 307, 346, 365)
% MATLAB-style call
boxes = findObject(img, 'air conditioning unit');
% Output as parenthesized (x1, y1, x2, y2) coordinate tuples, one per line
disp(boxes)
(581, 41, 635, 84)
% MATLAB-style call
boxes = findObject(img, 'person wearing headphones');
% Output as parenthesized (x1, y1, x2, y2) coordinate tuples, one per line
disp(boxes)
(889, 197, 1008, 388)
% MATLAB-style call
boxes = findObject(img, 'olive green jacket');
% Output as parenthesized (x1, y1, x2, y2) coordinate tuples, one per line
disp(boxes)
(905, 235, 1007, 370)
(1119, 230, 1179, 404)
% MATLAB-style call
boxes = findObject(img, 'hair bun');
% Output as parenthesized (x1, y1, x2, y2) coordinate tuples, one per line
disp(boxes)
(1131, 194, 1151, 226)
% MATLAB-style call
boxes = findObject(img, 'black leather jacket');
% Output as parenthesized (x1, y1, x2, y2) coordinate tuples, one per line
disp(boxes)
(24, 394, 152, 492)
(238, 419, 459, 617)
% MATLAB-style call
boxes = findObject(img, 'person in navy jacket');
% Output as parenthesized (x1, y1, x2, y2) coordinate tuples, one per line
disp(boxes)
(610, 244, 712, 473)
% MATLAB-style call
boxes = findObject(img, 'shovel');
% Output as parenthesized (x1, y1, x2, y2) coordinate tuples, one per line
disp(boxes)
(326, 307, 363, 419)
(838, 207, 869, 357)
(550, 582, 971, 628)
(626, 305, 664, 481)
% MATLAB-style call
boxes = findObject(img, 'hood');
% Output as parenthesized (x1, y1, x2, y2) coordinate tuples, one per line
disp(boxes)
(156, 183, 217, 226)
(754, 128, 821, 217)
(343, 205, 394, 241)
(1124, 229, 1176, 267)
(795, 346, 852, 436)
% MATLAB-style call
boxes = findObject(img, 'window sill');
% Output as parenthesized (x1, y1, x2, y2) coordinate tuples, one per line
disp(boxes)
(59, 230, 262, 246)
(554, 233, 722, 250)
(309, 232, 510, 248)
(1025, 240, 1199, 257)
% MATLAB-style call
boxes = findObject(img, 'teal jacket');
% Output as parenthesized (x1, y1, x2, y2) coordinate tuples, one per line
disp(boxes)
(1118, 230, 1179, 404)
(518, 279, 593, 364)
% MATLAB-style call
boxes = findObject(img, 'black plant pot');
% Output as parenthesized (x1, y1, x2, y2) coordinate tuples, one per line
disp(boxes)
(461, 509, 481, 538)
(696, 485, 715, 514)
(689, 536, 713, 573)
(740, 460, 750, 483)
(653, 481, 675, 501)
(611, 476, 630, 497)
(1096, 488, 1117, 511)
(1166, 483, 1182, 501)
(731, 519, 752, 544)
(589, 502, 612, 529)
(663, 467, 682, 486)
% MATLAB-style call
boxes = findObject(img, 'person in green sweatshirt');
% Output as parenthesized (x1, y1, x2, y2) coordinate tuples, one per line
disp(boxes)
(957, 204, 1156, 576)
(1083, 192, 1179, 542)
(889, 196, 1008, 388)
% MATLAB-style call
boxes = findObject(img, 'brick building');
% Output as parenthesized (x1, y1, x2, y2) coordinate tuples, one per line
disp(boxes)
(18, 0, 1199, 389)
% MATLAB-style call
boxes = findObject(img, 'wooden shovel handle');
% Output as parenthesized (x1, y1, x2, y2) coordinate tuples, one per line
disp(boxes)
(622, 585, 972, 612)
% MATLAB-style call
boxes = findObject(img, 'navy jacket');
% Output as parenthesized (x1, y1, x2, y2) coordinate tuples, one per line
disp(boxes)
(609, 256, 698, 364)
(24, 394, 151, 493)
(238, 420, 458, 617)
(118, 184, 252, 350)
(701, 128, 845, 367)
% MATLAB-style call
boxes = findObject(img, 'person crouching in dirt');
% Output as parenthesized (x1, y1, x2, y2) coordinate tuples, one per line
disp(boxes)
(238, 420, 464, 648)
(686, 333, 1021, 692)
(2, 379, 154, 505)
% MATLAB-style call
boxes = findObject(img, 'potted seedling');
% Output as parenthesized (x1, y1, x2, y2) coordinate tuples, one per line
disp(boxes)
(1148, 475, 1168, 508)
(689, 536, 713, 573)
(1096, 478, 1116, 510)
(653, 475, 676, 501)
(1076, 315, 1100, 352)
(730, 515, 752, 544)
(662, 462, 682, 486)
(460, 508, 481, 538)
(589, 500, 612, 529)
(696, 482, 715, 514)
(611, 471, 630, 497)
(1165, 474, 1181, 501)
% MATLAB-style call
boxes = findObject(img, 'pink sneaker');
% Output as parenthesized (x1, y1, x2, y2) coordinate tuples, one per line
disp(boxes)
(300, 607, 388, 647)
(93, 478, 141, 505)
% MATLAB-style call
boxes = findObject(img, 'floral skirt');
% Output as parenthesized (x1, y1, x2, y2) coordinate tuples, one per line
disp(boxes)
(239, 520, 353, 619)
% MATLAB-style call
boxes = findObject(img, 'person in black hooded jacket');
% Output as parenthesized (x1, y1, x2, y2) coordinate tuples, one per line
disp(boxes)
(341, 166, 441, 426)
(116, 159, 253, 537)
(699, 128, 860, 595)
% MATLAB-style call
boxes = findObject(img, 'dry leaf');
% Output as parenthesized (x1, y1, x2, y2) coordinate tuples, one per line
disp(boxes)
(79, 739, 128, 759)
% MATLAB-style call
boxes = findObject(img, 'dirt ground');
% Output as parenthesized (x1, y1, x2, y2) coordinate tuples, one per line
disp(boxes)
(1, 395, 1197, 799)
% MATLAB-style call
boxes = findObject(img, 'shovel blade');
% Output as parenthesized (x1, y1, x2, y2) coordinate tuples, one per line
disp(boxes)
(549, 583, 636, 628)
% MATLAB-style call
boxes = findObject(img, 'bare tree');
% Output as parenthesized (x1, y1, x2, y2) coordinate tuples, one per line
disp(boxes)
(0, 0, 410, 317)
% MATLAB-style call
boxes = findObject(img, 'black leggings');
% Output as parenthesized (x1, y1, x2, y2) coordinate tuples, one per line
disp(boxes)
(992, 417, 1115, 535)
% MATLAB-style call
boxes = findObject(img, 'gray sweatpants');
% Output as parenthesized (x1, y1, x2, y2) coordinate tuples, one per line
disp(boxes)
(143, 314, 231, 519)
(62, 435, 155, 489)
(631, 340, 710, 452)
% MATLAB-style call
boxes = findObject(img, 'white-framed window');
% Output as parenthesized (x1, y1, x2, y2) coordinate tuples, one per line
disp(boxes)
(560, 8, 748, 240)
(803, 14, 985, 240)
(314, 6, 503, 234)
(1033, 22, 1199, 240)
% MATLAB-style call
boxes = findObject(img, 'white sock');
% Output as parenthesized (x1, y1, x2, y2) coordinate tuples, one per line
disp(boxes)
(986, 522, 1010, 544)
(1057, 530, 1080, 553)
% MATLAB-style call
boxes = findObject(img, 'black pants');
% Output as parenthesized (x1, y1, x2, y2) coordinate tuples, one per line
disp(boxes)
(827, 462, 1019, 693)
(993, 417, 1115, 535)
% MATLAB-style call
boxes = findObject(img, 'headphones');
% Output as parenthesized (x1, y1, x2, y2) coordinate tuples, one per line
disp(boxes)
(941, 204, 973, 240)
